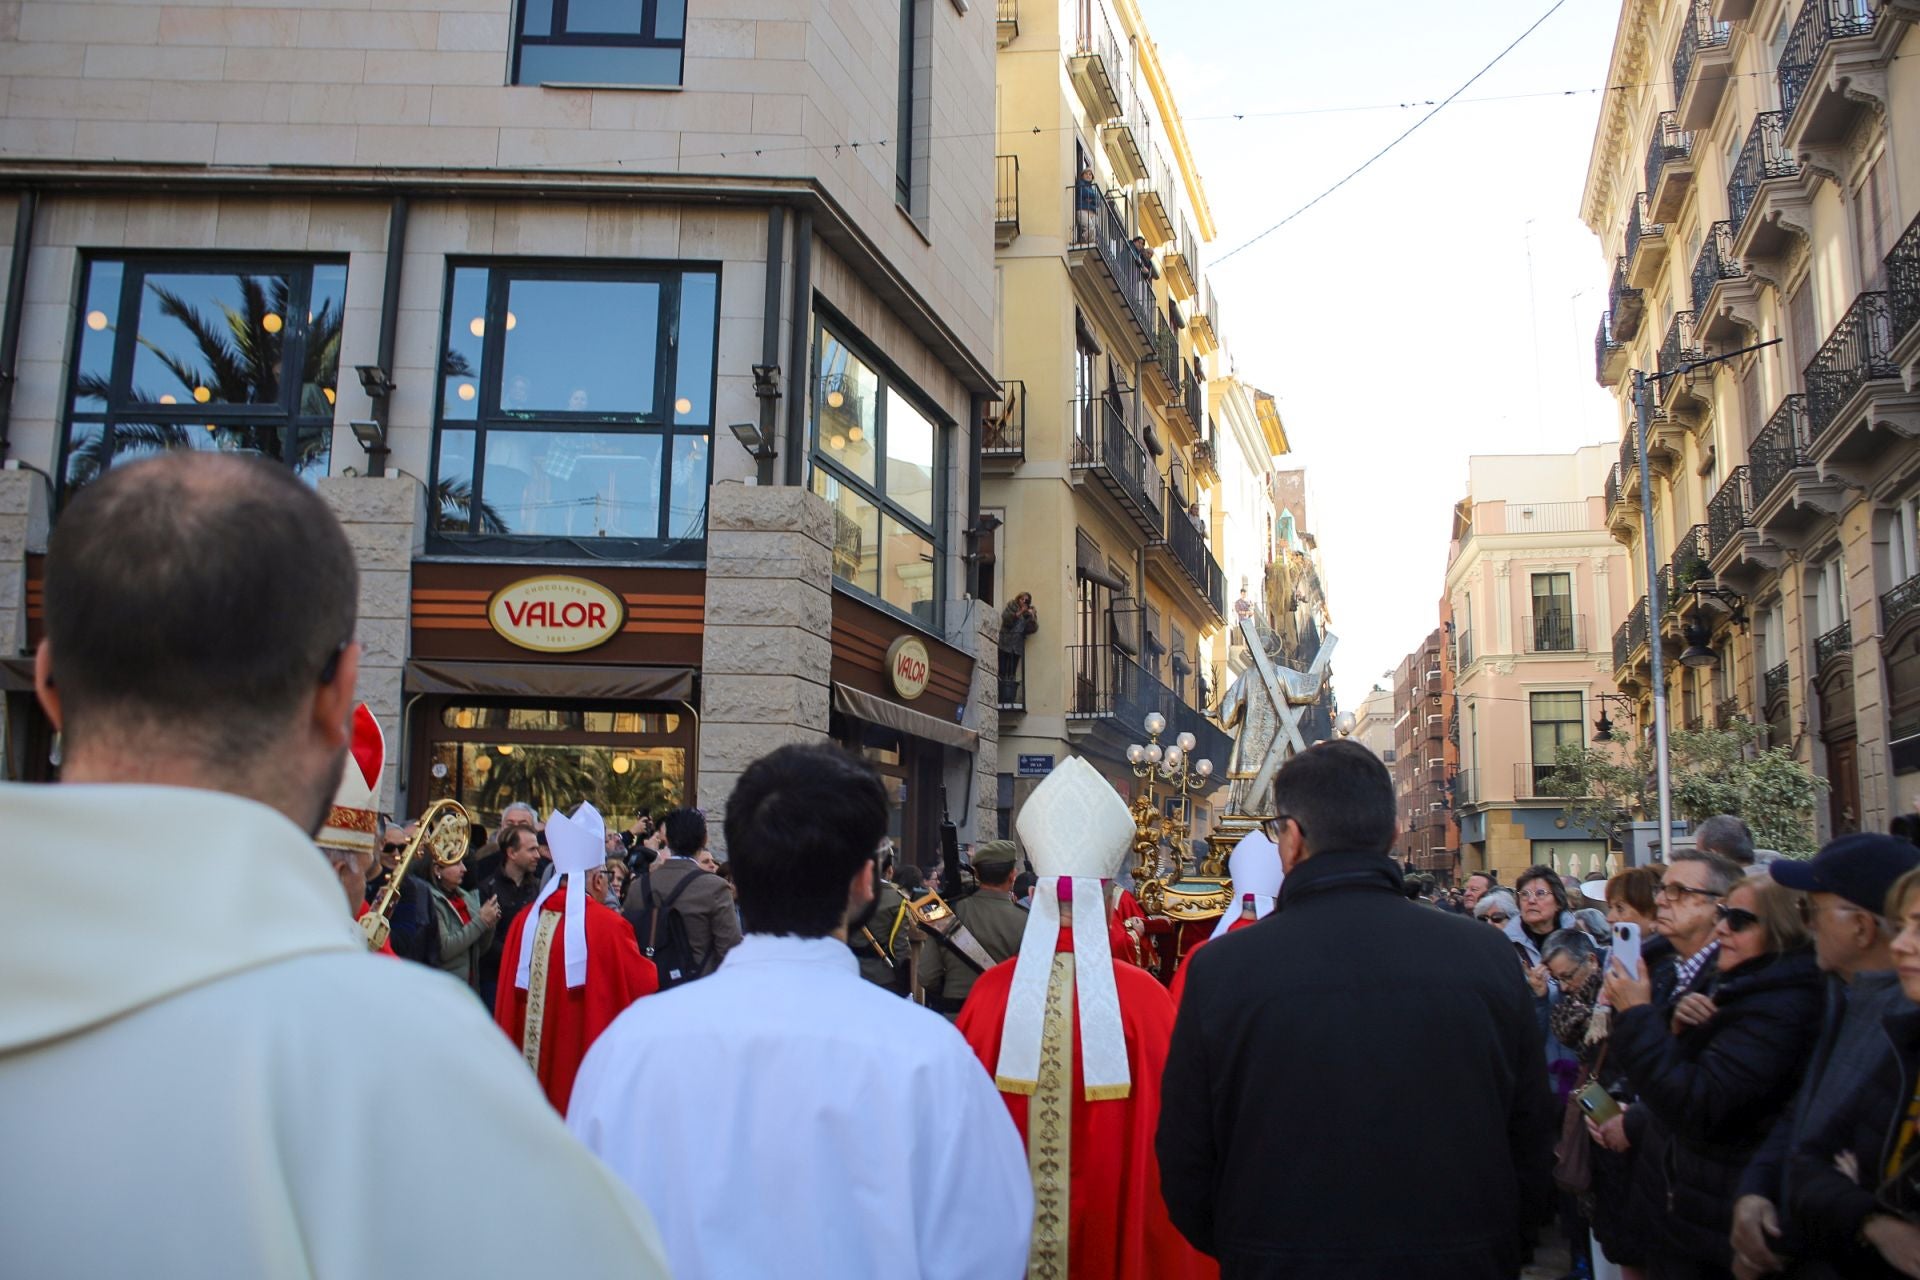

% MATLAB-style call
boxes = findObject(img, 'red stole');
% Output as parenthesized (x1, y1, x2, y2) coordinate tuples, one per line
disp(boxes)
(493, 892, 658, 1115)
(1167, 912, 1256, 1007)
(956, 932, 1215, 1280)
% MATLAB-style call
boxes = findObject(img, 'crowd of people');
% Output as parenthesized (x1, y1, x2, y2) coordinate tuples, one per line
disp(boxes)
(15, 450, 1920, 1280)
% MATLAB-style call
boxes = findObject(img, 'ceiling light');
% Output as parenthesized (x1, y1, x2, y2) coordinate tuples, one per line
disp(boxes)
(261, 313, 283, 334)
(827, 390, 845, 409)
(675, 397, 693, 415)
(193, 387, 212, 404)
(85, 311, 109, 331)
(469, 318, 485, 337)
(458, 383, 476, 401)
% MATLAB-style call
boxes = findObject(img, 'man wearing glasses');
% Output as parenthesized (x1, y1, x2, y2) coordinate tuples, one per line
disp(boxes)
(1656, 850, 1742, 1021)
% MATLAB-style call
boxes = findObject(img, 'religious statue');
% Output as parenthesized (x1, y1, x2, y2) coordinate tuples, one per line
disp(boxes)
(1216, 614, 1338, 819)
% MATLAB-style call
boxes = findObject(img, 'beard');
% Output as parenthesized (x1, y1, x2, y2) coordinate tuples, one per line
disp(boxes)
(302, 742, 350, 839)
(845, 861, 882, 934)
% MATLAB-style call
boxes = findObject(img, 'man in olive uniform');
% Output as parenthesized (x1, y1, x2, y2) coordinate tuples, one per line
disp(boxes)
(920, 841, 1028, 1017)
(854, 850, 916, 995)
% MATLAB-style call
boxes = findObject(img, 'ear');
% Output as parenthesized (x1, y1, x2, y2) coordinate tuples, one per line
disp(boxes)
(33, 639, 62, 731)
(847, 856, 877, 913)
(1278, 820, 1309, 874)
(312, 641, 362, 750)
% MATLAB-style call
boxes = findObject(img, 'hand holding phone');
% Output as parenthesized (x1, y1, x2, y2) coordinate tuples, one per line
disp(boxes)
(1610, 922, 1642, 980)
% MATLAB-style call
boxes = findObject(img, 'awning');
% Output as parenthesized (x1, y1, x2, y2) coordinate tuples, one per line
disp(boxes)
(403, 659, 696, 702)
(832, 682, 979, 752)
(0, 657, 35, 692)
(1076, 533, 1125, 591)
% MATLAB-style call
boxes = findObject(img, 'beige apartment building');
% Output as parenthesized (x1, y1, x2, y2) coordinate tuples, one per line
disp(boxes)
(0, 0, 1012, 861)
(1583, 0, 1920, 838)
(986, 0, 1293, 824)
(1444, 449, 1632, 881)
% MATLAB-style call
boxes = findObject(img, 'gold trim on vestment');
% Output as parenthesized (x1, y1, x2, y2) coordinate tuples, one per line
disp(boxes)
(1026, 950, 1074, 1279)
(522, 910, 559, 1075)
(1083, 1082, 1131, 1101)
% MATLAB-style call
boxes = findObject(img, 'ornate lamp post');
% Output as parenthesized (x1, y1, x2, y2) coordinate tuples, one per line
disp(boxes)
(1126, 712, 1213, 885)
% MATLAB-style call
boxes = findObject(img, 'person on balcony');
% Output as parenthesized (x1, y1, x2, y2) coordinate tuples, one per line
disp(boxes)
(999, 593, 1037, 706)
(1075, 167, 1102, 243)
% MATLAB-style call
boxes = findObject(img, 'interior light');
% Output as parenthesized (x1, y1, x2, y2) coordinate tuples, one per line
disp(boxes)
(469, 318, 485, 337)
(85, 311, 109, 332)
(455, 709, 476, 729)
(159, 394, 177, 405)
(322, 387, 337, 405)
(505, 312, 517, 331)
(457, 383, 477, 402)
(830, 433, 847, 450)
(848, 426, 864, 442)
(193, 387, 212, 404)
(473, 755, 492, 774)
(496, 744, 514, 755)
(612, 756, 631, 775)
(675, 397, 693, 415)
(827, 390, 846, 409)
(261, 313, 283, 334)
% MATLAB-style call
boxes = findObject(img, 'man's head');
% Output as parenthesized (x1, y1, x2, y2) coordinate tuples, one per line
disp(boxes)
(500, 825, 540, 875)
(973, 840, 1018, 890)
(323, 845, 374, 912)
(379, 824, 408, 871)
(1694, 814, 1756, 866)
(500, 802, 537, 831)
(1770, 833, 1920, 977)
(724, 744, 888, 937)
(1267, 740, 1396, 871)
(1657, 849, 1742, 953)
(36, 454, 360, 835)
(1462, 872, 1495, 910)
(664, 808, 708, 859)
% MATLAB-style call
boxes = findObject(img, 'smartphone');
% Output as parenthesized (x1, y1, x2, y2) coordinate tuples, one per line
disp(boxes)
(1610, 922, 1642, 979)
(1576, 1080, 1621, 1125)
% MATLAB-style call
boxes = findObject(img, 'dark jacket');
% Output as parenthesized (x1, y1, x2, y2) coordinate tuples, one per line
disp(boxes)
(1788, 1006, 1920, 1280)
(1611, 946, 1823, 1269)
(1157, 852, 1556, 1279)
(474, 867, 543, 1008)
(621, 857, 741, 980)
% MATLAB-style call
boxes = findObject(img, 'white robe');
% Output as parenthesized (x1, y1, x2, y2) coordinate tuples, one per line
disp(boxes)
(0, 782, 670, 1279)
(568, 933, 1033, 1280)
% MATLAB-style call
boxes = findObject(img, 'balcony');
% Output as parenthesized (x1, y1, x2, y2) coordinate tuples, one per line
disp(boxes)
(1781, 1, 1897, 156)
(1610, 256, 1646, 342)
(1804, 291, 1906, 466)
(981, 378, 1025, 464)
(1749, 393, 1848, 538)
(1147, 315, 1178, 401)
(1067, 185, 1155, 353)
(1522, 612, 1584, 654)
(1727, 111, 1803, 267)
(1614, 596, 1651, 683)
(1069, 0, 1126, 123)
(1596, 312, 1628, 388)
(994, 155, 1020, 247)
(1886, 573, 1920, 633)
(1066, 643, 1231, 767)
(1135, 150, 1175, 247)
(1452, 770, 1477, 810)
(1516, 762, 1582, 801)
(1814, 620, 1853, 672)
(1671, 525, 1712, 622)
(1457, 629, 1476, 669)
(1157, 491, 1227, 623)
(1765, 659, 1791, 706)
(1070, 396, 1162, 538)
(1656, 310, 1707, 418)
(1191, 278, 1220, 355)
(1103, 91, 1150, 187)
(1625, 192, 1668, 288)
(1162, 216, 1198, 301)
(1646, 111, 1696, 222)
(997, 0, 1017, 47)
(1893, 213, 1920, 381)
(1166, 369, 1201, 432)
(1692, 220, 1756, 343)
(1674, 1, 1734, 129)
(1706, 464, 1781, 583)
(1706, 467, 1749, 562)
(997, 650, 1025, 712)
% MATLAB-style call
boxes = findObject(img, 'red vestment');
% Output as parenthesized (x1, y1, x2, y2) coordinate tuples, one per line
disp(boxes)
(1167, 913, 1255, 1007)
(956, 931, 1215, 1280)
(1108, 887, 1148, 966)
(494, 892, 658, 1114)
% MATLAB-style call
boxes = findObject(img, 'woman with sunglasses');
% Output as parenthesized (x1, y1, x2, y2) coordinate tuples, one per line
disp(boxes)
(1602, 876, 1820, 1279)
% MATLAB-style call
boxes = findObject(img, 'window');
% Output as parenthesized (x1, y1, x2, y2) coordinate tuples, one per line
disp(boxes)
(429, 263, 717, 558)
(1813, 555, 1848, 636)
(1887, 496, 1920, 588)
(1530, 691, 1584, 789)
(60, 257, 344, 493)
(895, 0, 931, 218)
(513, 0, 686, 87)
(810, 323, 945, 627)
(1530, 573, 1575, 651)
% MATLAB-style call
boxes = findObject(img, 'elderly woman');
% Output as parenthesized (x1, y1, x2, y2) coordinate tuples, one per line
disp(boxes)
(1474, 889, 1518, 929)
(1601, 875, 1821, 1278)
(427, 856, 499, 995)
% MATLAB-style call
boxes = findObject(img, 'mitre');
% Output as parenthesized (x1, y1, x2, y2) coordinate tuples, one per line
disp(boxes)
(516, 801, 607, 991)
(317, 704, 384, 858)
(1210, 828, 1283, 940)
(1014, 755, 1135, 881)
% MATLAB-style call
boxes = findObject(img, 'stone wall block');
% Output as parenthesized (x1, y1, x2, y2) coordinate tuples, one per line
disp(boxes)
(708, 482, 832, 546)
(357, 569, 413, 623)
(704, 577, 831, 636)
(702, 672, 830, 726)
(701, 721, 829, 776)
(703, 625, 831, 679)
(705, 538, 833, 582)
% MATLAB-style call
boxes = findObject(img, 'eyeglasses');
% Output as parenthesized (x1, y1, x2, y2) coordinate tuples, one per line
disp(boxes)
(1482, 912, 1511, 925)
(1548, 964, 1587, 985)
(1715, 903, 1762, 932)
(1262, 815, 1305, 844)
(1518, 887, 1558, 903)
(1659, 883, 1725, 903)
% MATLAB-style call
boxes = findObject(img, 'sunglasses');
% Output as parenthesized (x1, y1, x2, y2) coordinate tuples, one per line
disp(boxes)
(381, 844, 406, 855)
(1715, 903, 1761, 932)
(1483, 912, 1511, 925)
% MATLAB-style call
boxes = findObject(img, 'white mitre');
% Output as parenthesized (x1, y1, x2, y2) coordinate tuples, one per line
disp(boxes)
(998, 756, 1135, 1101)
(514, 802, 607, 991)
(1209, 829, 1283, 940)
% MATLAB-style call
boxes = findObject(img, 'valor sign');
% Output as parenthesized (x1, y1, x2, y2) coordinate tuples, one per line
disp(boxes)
(487, 576, 626, 654)
(885, 635, 932, 701)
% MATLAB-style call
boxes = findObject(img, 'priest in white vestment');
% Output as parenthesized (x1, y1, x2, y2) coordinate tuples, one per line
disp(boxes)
(569, 743, 1032, 1280)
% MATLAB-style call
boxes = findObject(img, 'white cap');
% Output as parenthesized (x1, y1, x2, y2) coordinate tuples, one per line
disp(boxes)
(317, 704, 384, 858)
(998, 757, 1134, 1101)
(1210, 829, 1282, 940)
(514, 802, 606, 991)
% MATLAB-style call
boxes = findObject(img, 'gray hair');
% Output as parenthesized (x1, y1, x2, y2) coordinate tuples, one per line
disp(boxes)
(1574, 908, 1610, 940)
(1542, 928, 1599, 966)
(1694, 815, 1755, 866)
(1474, 889, 1518, 921)
(502, 801, 537, 822)
(1670, 847, 1742, 896)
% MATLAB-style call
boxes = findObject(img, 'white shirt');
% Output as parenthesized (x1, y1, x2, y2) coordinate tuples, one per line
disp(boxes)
(569, 933, 1034, 1280)
(0, 782, 669, 1279)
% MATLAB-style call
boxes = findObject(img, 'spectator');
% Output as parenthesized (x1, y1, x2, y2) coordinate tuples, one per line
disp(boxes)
(427, 856, 498, 992)
(1575, 907, 1611, 943)
(1130, 233, 1158, 279)
(602, 858, 631, 908)
(1545, 928, 1605, 1055)
(622, 807, 741, 982)
(476, 825, 545, 1008)
(1463, 870, 1498, 912)
(470, 800, 537, 884)
(1729, 833, 1919, 1278)
(854, 844, 914, 995)
(1695, 814, 1756, 867)
(373, 821, 440, 966)
(1475, 889, 1519, 929)
(1602, 875, 1821, 1277)
(999, 593, 1037, 706)
(1512, 864, 1579, 967)
(895, 864, 926, 897)
(1074, 166, 1102, 242)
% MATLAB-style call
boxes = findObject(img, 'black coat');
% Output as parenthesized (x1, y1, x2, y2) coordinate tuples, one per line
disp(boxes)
(1157, 852, 1556, 1280)
(1610, 946, 1823, 1269)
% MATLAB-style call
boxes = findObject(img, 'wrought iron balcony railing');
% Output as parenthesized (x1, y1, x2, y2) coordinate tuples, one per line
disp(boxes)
(1645, 110, 1695, 203)
(1814, 620, 1852, 670)
(1765, 660, 1791, 703)
(1597, 312, 1625, 386)
(1153, 315, 1179, 392)
(1069, 395, 1161, 532)
(1674, 1, 1732, 103)
(1805, 291, 1897, 441)
(1780, 0, 1880, 121)
(1749, 394, 1812, 508)
(1522, 612, 1584, 653)
(994, 154, 1020, 243)
(1657, 565, 1679, 618)
(997, 649, 1025, 711)
(982, 378, 1025, 458)
(1610, 256, 1646, 340)
(1692, 221, 1747, 317)
(1072, 0, 1127, 120)
(1605, 462, 1623, 513)
(1163, 491, 1227, 619)
(1889, 210, 1920, 354)
(1658, 310, 1704, 407)
(1620, 434, 1640, 486)
(1626, 191, 1665, 268)
(1727, 111, 1797, 241)
(1068, 183, 1156, 341)
(1615, 597, 1651, 673)
(1885, 574, 1920, 632)
(1457, 629, 1475, 668)
(1707, 466, 1751, 560)
(1673, 525, 1712, 599)
(1066, 642, 1230, 763)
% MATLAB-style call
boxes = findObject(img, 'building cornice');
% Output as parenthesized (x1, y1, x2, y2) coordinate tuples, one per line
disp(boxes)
(1580, 0, 1654, 238)
(1118, 0, 1217, 244)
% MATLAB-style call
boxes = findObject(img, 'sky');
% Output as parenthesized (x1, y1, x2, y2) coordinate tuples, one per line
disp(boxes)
(1131, 0, 1627, 711)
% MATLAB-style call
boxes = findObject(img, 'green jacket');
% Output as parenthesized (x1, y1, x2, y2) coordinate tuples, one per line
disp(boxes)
(854, 881, 915, 992)
(920, 890, 1028, 1013)
(428, 883, 493, 990)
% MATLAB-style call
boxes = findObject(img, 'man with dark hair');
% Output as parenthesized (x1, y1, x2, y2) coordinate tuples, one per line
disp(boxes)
(1694, 813, 1756, 866)
(2, 454, 668, 1277)
(1158, 739, 1554, 1277)
(477, 824, 545, 1007)
(622, 805, 740, 983)
(854, 840, 915, 993)
(918, 839, 1027, 1016)
(570, 743, 1031, 1277)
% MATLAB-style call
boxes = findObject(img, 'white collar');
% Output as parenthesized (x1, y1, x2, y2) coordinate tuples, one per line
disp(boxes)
(722, 934, 858, 973)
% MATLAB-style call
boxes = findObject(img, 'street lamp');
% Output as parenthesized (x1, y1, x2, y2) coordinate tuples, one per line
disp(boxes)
(1127, 713, 1213, 884)
(1592, 693, 1637, 744)
(1335, 710, 1357, 738)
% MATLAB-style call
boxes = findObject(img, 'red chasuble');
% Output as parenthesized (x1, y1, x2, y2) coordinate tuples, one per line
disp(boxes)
(1167, 913, 1255, 1007)
(956, 934, 1215, 1280)
(1108, 887, 1148, 967)
(494, 892, 658, 1115)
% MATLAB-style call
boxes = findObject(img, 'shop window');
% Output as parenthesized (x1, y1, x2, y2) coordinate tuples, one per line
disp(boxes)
(59, 257, 345, 494)
(427, 702, 690, 829)
(810, 322, 945, 627)
(513, 0, 686, 88)
(430, 263, 716, 560)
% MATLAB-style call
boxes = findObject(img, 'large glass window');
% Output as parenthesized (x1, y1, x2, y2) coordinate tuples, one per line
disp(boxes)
(430, 263, 716, 559)
(513, 0, 685, 87)
(1530, 692, 1584, 790)
(1530, 572, 1575, 652)
(811, 324, 946, 626)
(60, 257, 344, 493)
